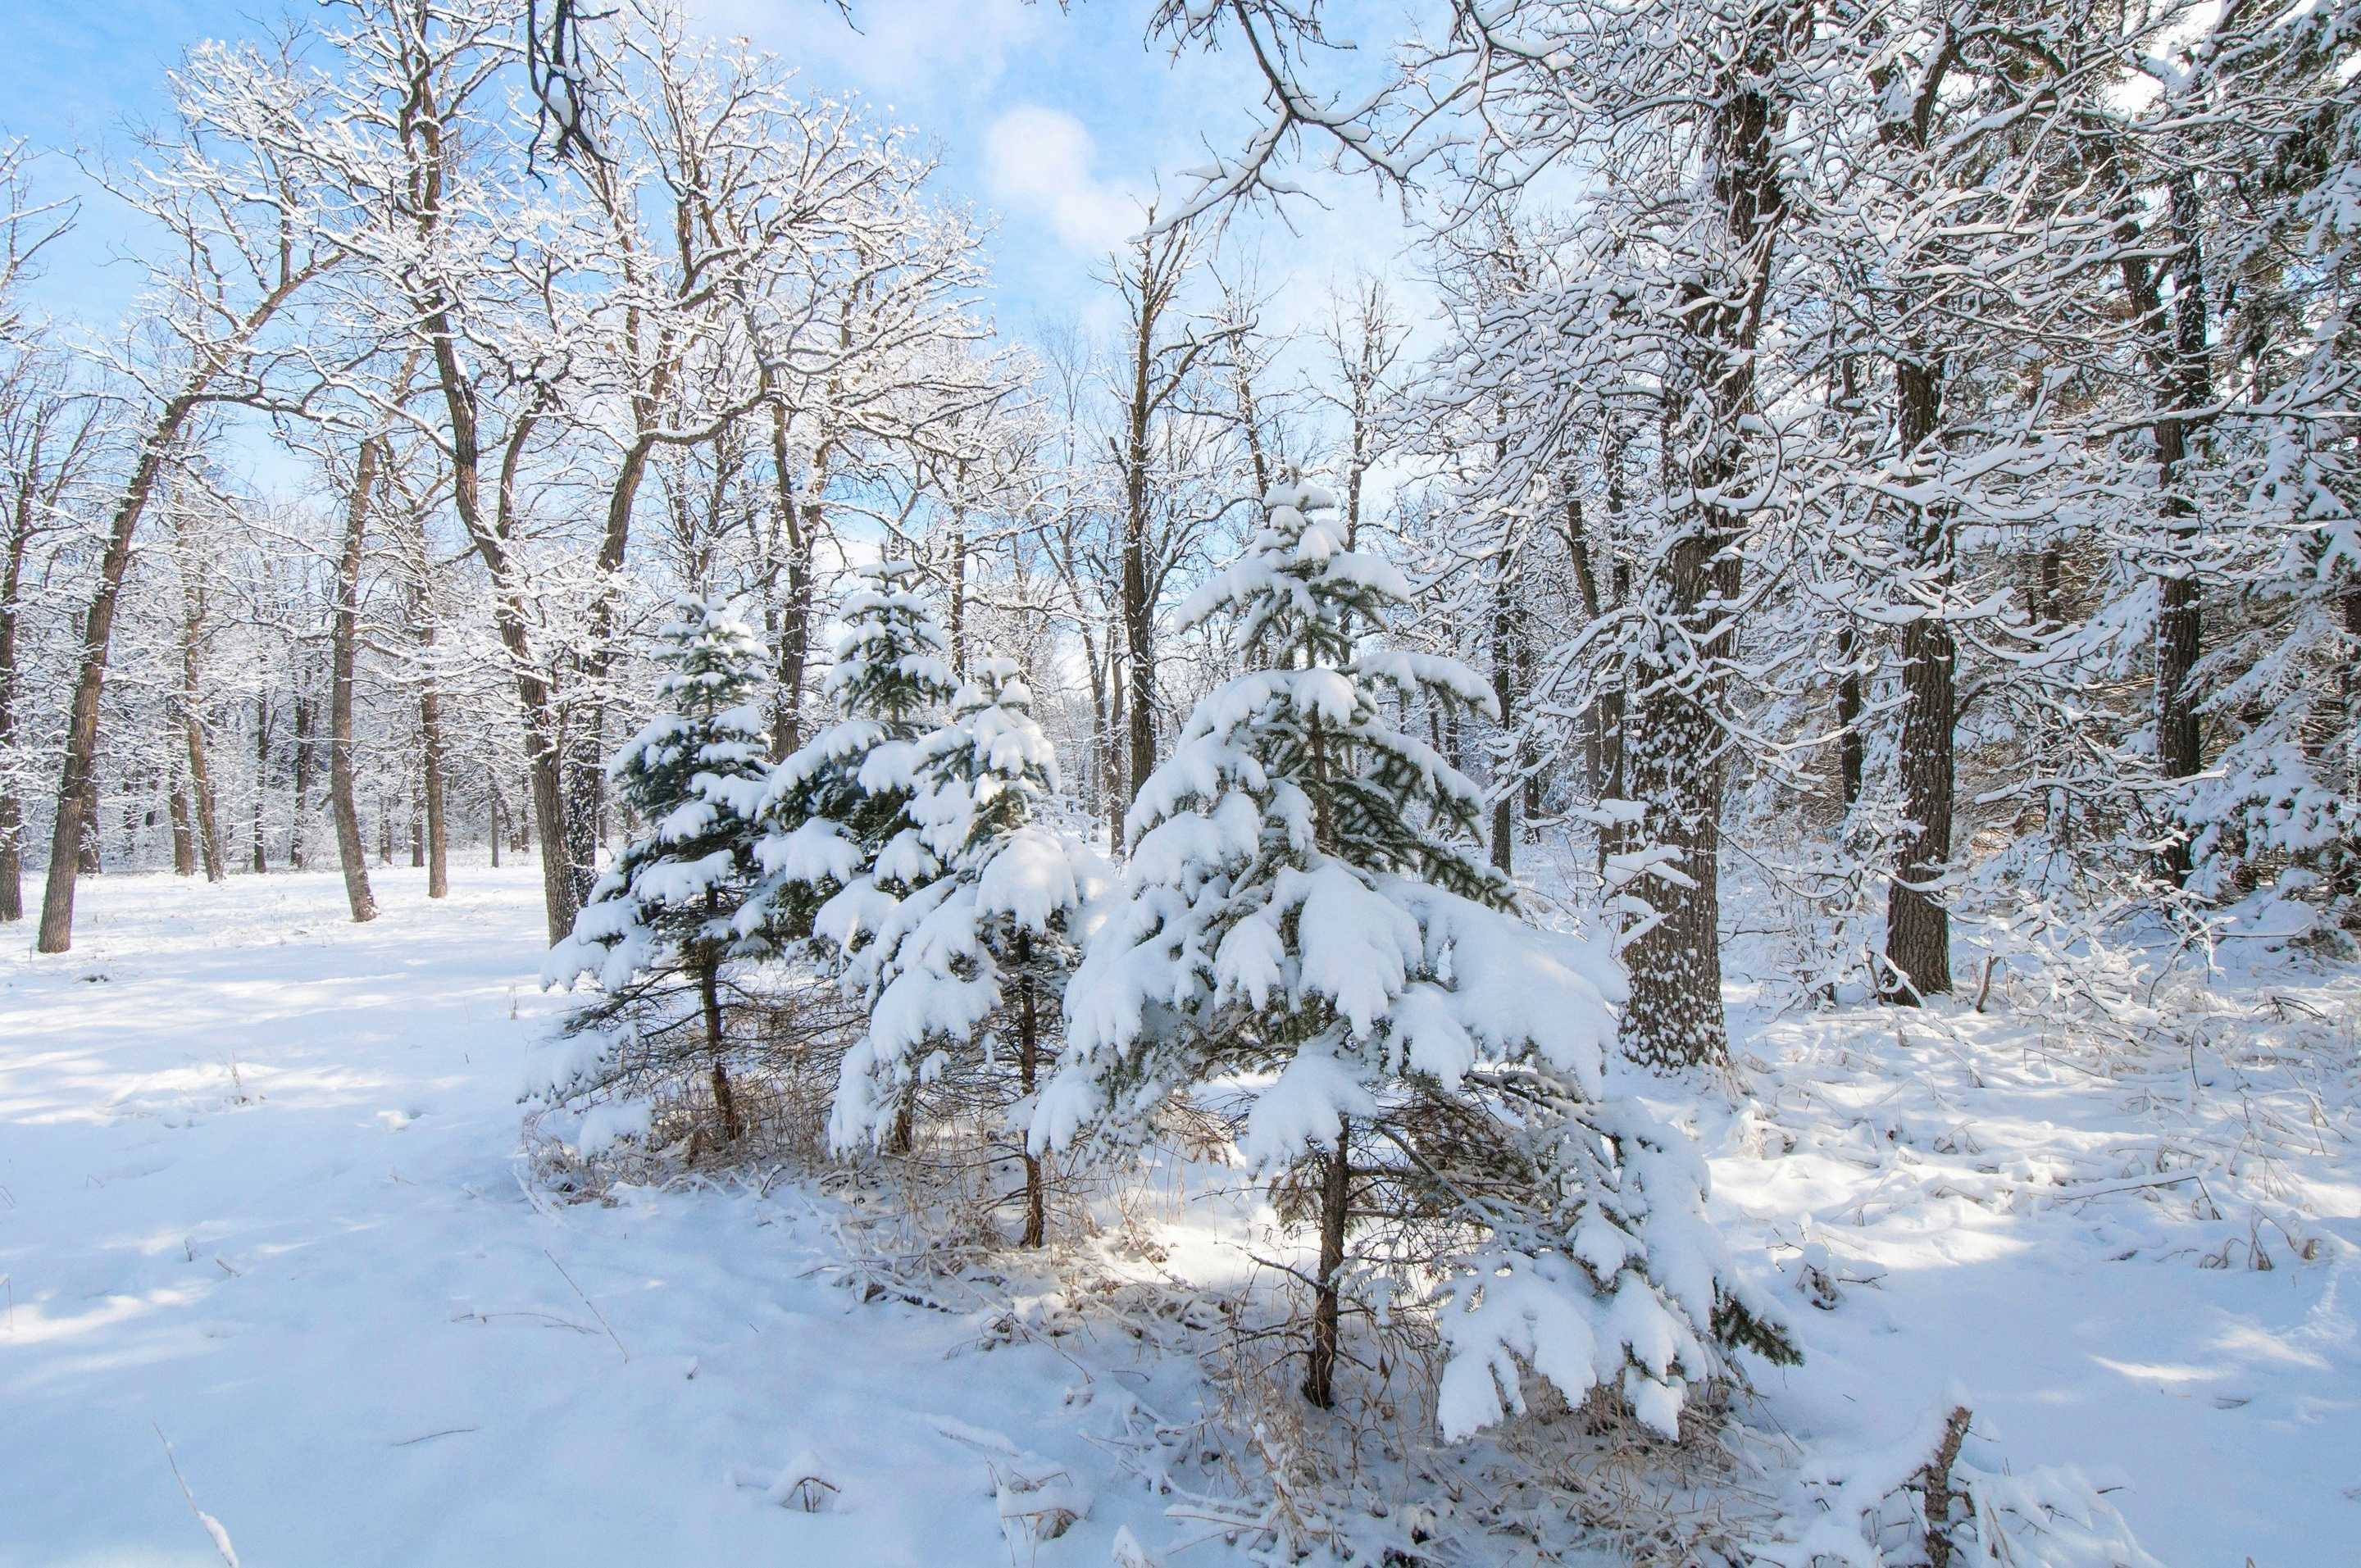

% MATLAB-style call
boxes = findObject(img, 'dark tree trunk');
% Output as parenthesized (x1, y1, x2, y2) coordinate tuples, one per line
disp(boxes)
(1885, 351, 1955, 1001)
(289, 684, 312, 869)
(1303, 1119, 1352, 1409)
(1122, 495, 1155, 809)
(2116, 173, 2213, 887)
(1836, 623, 1864, 811)
(1490, 564, 1516, 877)
(701, 885, 740, 1140)
(1017, 929, 1045, 1248)
(168, 773, 198, 877)
(250, 696, 271, 875)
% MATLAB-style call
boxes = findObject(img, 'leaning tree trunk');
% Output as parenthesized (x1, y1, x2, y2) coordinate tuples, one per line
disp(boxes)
(330, 434, 380, 921)
(34, 252, 314, 949)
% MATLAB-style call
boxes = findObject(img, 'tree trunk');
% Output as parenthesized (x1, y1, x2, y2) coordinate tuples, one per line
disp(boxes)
(36, 261, 310, 950)
(1490, 562, 1516, 877)
(703, 949, 741, 1141)
(250, 695, 271, 874)
(1885, 349, 1955, 1002)
(1836, 623, 1864, 811)
(168, 772, 197, 877)
(75, 767, 102, 874)
(289, 684, 312, 869)
(1614, 75, 1780, 1071)
(0, 497, 26, 921)
(1303, 1118, 1352, 1409)
(1017, 929, 1045, 1248)
(420, 683, 448, 897)
(2117, 172, 2213, 887)
(330, 433, 380, 921)
(766, 404, 822, 760)
(948, 494, 968, 677)
(1122, 485, 1156, 809)
(1617, 598, 1732, 1070)
(1107, 666, 1128, 852)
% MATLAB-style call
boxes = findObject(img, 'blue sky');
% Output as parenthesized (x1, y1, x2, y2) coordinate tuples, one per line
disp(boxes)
(3, 0, 1422, 357)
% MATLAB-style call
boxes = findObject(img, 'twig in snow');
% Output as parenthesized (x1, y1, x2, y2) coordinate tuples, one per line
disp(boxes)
(152, 1422, 239, 1566)
(544, 1248, 628, 1361)
(390, 1427, 480, 1447)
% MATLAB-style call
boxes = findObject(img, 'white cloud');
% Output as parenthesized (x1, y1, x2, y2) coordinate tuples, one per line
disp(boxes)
(982, 106, 1142, 256)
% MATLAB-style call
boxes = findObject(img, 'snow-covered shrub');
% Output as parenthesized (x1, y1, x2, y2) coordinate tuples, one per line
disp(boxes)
(542, 597, 772, 1143)
(830, 655, 1111, 1245)
(1752, 1403, 2162, 1568)
(1034, 475, 1795, 1424)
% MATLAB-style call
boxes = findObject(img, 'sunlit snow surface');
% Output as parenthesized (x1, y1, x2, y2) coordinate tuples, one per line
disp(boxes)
(2, 862, 2355, 1562)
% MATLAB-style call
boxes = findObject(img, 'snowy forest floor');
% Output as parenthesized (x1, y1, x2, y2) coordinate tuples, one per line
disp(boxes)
(2, 865, 2355, 1566)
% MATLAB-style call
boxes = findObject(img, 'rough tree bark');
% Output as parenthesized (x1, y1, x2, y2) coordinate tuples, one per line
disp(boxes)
(1885, 347, 1955, 1001)
(1617, 75, 1784, 1072)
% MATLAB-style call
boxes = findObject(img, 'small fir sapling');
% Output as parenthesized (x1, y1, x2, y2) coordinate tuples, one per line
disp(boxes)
(1032, 474, 1796, 1424)
(830, 656, 1109, 1244)
(737, 561, 959, 957)
(736, 561, 958, 1151)
(544, 597, 773, 1141)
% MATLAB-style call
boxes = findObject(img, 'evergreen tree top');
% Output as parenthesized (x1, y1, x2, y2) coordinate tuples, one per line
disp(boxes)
(822, 560, 958, 730)
(1125, 475, 1506, 906)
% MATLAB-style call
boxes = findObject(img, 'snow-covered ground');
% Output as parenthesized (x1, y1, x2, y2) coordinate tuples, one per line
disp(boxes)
(3, 866, 2354, 1564)
(0, 866, 1182, 1566)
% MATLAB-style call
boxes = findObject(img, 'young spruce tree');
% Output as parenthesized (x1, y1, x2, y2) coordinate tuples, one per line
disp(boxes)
(1033, 476, 1795, 1425)
(739, 561, 958, 1151)
(545, 598, 771, 1141)
(833, 657, 1109, 1245)
(740, 561, 959, 950)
